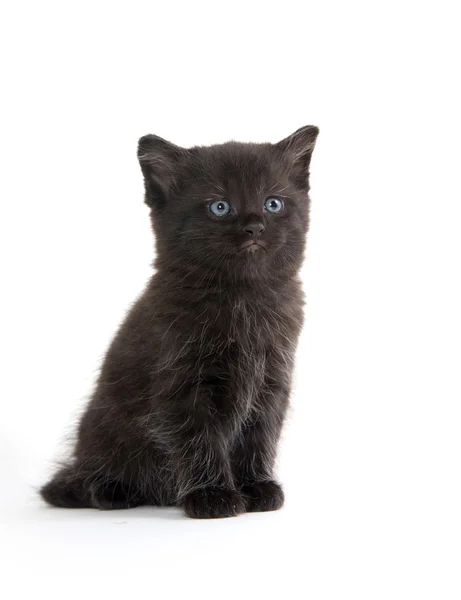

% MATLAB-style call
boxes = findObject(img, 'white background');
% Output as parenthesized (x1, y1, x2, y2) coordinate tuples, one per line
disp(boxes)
(1, 1, 460, 598)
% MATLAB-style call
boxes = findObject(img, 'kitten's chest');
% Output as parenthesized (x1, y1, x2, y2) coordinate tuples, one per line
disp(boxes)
(222, 296, 300, 422)
(221, 292, 302, 350)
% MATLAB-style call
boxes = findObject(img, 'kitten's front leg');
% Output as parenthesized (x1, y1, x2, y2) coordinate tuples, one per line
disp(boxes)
(178, 431, 246, 519)
(232, 380, 289, 513)
(233, 415, 285, 513)
(179, 437, 245, 519)
(161, 387, 245, 519)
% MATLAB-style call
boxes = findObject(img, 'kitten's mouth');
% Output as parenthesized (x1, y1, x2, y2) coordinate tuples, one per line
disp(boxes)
(239, 240, 267, 253)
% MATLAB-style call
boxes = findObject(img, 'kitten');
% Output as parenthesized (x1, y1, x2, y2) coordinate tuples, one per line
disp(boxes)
(40, 126, 319, 518)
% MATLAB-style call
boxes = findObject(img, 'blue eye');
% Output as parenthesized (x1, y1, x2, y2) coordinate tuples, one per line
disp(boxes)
(209, 199, 231, 217)
(264, 196, 284, 213)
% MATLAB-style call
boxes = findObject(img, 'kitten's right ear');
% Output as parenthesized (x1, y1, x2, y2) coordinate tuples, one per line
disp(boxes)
(137, 135, 185, 207)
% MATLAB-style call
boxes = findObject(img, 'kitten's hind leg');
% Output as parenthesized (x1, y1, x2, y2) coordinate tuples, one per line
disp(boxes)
(40, 467, 146, 510)
(40, 467, 92, 508)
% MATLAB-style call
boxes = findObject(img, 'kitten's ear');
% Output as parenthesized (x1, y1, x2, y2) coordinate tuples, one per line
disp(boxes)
(274, 125, 319, 190)
(137, 134, 186, 207)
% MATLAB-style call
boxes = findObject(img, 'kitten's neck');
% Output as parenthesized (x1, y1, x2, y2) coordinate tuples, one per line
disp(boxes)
(153, 259, 300, 297)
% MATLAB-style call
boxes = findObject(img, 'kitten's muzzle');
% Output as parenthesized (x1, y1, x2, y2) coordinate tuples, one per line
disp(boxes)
(239, 239, 267, 252)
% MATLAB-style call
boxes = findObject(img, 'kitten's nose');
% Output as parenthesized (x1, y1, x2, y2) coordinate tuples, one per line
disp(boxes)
(243, 222, 265, 237)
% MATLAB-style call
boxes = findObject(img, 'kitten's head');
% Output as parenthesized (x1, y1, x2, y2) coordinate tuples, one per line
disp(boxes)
(138, 126, 319, 283)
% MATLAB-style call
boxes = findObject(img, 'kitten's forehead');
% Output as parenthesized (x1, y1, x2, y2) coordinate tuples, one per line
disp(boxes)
(186, 142, 282, 194)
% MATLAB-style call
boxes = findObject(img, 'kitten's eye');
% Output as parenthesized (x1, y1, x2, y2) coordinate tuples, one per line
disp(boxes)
(209, 199, 231, 217)
(264, 196, 284, 214)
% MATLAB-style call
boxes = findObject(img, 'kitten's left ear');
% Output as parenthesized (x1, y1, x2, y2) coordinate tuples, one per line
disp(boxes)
(137, 134, 186, 207)
(274, 125, 319, 190)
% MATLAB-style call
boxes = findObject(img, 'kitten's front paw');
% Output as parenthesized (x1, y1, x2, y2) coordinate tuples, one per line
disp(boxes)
(241, 480, 285, 513)
(183, 487, 245, 519)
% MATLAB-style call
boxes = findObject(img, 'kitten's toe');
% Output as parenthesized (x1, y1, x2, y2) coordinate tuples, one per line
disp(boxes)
(241, 480, 284, 513)
(183, 487, 245, 519)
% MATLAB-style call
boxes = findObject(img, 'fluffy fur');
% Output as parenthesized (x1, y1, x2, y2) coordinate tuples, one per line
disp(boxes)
(40, 126, 319, 518)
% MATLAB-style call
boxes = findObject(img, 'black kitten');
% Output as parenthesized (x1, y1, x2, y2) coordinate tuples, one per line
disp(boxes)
(40, 126, 319, 518)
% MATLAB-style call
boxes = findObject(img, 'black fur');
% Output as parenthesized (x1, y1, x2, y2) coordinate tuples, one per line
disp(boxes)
(40, 126, 319, 518)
